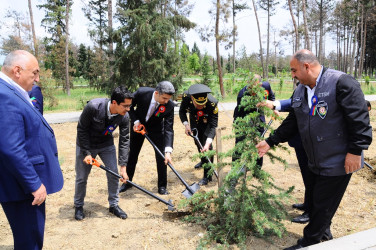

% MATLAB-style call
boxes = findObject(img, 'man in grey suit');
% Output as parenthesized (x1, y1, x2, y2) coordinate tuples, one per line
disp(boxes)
(74, 86, 133, 220)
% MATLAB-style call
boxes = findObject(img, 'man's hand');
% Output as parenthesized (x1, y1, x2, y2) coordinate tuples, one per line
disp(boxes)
(344, 153, 361, 174)
(164, 152, 172, 165)
(201, 142, 211, 152)
(119, 166, 129, 183)
(256, 140, 271, 157)
(184, 124, 192, 136)
(133, 121, 141, 132)
(32, 184, 47, 206)
(257, 100, 274, 109)
(83, 155, 93, 165)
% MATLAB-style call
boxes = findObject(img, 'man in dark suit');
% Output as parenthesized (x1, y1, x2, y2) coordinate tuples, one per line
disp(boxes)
(119, 81, 175, 195)
(179, 84, 218, 185)
(0, 50, 64, 249)
(28, 83, 43, 114)
(74, 86, 133, 220)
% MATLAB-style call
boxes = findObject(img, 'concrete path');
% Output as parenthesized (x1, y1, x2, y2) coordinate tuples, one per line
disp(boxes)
(302, 227, 376, 250)
(44, 95, 376, 124)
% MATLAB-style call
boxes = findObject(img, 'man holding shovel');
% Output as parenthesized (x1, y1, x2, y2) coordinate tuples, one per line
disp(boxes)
(119, 81, 175, 195)
(74, 86, 133, 220)
(179, 84, 218, 185)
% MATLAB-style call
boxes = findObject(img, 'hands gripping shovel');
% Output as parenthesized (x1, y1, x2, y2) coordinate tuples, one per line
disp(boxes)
(188, 128, 218, 179)
(86, 158, 175, 211)
(135, 125, 200, 198)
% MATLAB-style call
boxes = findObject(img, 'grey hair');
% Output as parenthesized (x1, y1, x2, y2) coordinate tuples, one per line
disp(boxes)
(156, 81, 175, 95)
(2, 50, 30, 72)
(293, 49, 319, 65)
(253, 74, 262, 82)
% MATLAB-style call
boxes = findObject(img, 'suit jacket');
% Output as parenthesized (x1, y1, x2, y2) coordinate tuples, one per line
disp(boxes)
(76, 98, 130, 166)
(28, 84, 43, 115)
(129, 87, 174, 148)
(0, 79, 64, 202)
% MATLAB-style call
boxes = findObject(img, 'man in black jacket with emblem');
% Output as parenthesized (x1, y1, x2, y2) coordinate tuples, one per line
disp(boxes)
(74, 86, 133, 221)
(257, 49, 372, 250)
(119, 81, 175, 195)
(179, 84, 218, 185)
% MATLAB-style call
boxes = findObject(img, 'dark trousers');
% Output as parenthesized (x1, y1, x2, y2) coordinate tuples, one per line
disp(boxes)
(300, 173, 352, 246)
(1, 198, 46, 250)
(193, 126, 213, 179)
(289, 135, 313, 213)
(126, 129, 167, 188)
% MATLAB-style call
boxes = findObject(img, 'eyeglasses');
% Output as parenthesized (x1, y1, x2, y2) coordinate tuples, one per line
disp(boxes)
(120, 104, 132, 109)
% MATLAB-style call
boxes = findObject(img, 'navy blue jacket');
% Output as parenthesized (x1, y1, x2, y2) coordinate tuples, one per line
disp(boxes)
(0, 79, 63, 202)
(28, 84, 43, 114)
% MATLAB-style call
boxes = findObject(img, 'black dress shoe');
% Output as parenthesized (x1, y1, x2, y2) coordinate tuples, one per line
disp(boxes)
(194, 162, 203, 169)
(292, 203, 306, 211)
(283, 244, 304, 250)
(158, 187, 169, 195)
(321, 228, 333, 242)
(109, 205, 128, 219)
(119, 183, 132, 193)
(198, 177, 212, 186)
(291, 212, 310, 224)
(75, 206, 85, 221)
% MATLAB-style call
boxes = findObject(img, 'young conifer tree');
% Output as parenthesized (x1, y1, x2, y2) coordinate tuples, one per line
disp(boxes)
(183, 70, 293, 248)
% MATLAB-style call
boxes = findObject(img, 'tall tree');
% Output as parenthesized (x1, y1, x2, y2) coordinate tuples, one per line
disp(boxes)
(259, 0, 279, 79)
(288, 0, 299, 51)
(251, 0, 265, 78)
(38, 0, 70, 89)
(231, 1, 247, 74)
(28, 0, 38, 58)
(113, 0, 194, 92)
(65, 0, 71, 96)
(302, 0, 310, 50)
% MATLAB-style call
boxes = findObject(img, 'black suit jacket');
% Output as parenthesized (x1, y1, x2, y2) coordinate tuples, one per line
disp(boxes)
(129, 87, 174, 148)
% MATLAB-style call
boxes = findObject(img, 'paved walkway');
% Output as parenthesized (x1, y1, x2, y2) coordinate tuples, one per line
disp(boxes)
(44, 95, 376, 124)
(302, 227, 376, 250)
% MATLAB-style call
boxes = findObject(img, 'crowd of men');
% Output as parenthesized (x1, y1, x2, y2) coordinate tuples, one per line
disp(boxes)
(0, 49, 372, 250)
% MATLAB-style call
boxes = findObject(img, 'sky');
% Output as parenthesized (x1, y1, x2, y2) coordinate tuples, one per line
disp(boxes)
(0, 0, 336, 62)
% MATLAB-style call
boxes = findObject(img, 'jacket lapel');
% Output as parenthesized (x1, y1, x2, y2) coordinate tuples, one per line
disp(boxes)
(2, 80, 54, 134)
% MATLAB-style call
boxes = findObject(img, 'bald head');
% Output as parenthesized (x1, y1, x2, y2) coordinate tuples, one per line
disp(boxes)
(290, 49, 321, 88)
(1, 50, 39, 91)
(292, 49, 320, 66)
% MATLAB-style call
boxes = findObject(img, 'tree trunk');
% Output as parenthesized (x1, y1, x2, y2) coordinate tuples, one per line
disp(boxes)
(65, 0, 71, 96)
(108, 0, 113, 55)
(28, 0, 38, 58)
(216, 0, 225, 97)
(288, 0, 299, 51)
(266, 3, 270, 79)
(232, 0, 236, 74)
(251, 0, 265, 78)
(318, 0, 323, 62)
(108, 0, 114, 78)
(302, 0, 310, 50)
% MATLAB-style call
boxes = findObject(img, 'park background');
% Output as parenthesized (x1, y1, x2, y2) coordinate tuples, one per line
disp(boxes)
(0, 0, 376, 249)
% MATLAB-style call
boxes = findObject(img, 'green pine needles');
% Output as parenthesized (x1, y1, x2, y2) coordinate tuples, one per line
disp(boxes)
(181, 71, 294, 248)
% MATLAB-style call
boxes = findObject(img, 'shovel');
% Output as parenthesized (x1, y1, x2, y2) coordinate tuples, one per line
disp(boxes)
(135, 125, 200, 198)
(188, 128, 218, 179)
(87, 158, 174, 211)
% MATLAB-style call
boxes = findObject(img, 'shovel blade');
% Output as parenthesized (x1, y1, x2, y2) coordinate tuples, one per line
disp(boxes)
(181, 182, 200, 198)
(167, 199, 175, 211)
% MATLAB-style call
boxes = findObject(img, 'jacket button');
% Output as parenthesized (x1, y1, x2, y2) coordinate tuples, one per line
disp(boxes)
(55, 153, 58, 157)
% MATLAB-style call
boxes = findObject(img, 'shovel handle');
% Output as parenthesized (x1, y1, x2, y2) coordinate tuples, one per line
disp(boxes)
(135, 124, 146, 135)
